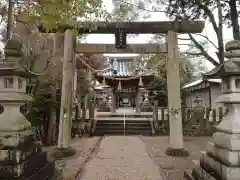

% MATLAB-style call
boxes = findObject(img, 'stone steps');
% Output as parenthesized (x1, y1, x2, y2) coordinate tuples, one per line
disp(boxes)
(93, 119, 153, 136)
(94, 130, 152, 136)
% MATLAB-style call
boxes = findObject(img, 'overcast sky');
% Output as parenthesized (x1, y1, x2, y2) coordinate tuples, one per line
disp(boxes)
(84, 0, 233, 70)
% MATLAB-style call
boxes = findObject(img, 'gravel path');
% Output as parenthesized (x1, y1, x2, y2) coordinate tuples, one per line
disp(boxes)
(79, 136, 162, 180)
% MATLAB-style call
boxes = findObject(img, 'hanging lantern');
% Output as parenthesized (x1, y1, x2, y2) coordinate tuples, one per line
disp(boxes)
(88, 69, 93, 86)
(138, 76, 143, 87)
(87, 69, 92, 81)
(118, 81, 122, 91)
(102, 77, 106, 86)
(101, 77, 109, 88)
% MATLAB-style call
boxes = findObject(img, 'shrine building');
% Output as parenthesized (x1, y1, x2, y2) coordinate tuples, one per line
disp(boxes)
(94, 54, 155, 112)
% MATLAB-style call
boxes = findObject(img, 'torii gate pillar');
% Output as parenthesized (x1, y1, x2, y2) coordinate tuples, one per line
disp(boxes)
(165, 31, 189, 156)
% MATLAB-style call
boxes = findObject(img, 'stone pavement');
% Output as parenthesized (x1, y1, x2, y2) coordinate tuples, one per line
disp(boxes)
(78, 136, 162, 180)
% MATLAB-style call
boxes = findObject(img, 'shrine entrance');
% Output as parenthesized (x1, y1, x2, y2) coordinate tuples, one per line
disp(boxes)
(117, 88, 135, 107)
(38, 20, 205, 156)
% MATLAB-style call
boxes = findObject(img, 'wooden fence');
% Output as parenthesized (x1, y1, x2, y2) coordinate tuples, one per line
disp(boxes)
(155, 106, 225, 122)
(153, 105, 225, 136)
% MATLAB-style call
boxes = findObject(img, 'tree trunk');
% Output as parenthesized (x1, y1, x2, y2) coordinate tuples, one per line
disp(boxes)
(216, 0, 224, 64)
(7, 0, 13, 40)
(229, 0, 240, 40)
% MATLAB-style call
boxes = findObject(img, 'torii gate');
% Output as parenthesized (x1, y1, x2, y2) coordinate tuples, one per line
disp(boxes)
(38, 21, 204, 157)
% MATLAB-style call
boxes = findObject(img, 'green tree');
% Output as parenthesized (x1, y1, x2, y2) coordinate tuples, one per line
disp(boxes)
(140, 52, 196, 105)
(14, 0, 107, 30)
(0, 0, 113, 144)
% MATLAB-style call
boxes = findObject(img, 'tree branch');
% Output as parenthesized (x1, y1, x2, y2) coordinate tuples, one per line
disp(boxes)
(181, 52, 203, 56)
(194, 33, 218, 49)
(196, 0, 219, 36)
(112, 0, 221, 66)
(188, 33, 219, 66)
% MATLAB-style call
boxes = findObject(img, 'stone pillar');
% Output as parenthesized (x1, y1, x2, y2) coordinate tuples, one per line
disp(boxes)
(135, 87, 140, 113)
(56, 29, 76, 157)
(184, 40, 240, 180)
(165, 31, 189, 157)
(111, 88, 116, 113)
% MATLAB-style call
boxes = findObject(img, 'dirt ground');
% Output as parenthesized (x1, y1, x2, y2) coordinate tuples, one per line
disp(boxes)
(44, 136, 102, 180)
(142, 136, 211, 180)
(45, 136, 211, 180)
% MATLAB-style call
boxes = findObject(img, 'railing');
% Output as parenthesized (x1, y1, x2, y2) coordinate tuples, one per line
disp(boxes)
(124, 112, 126, 136)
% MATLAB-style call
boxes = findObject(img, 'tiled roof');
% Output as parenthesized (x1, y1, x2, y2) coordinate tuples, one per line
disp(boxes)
(97, 68, 154, 77)
(101, 68, 133, 77)
(96, 57, 155, 77)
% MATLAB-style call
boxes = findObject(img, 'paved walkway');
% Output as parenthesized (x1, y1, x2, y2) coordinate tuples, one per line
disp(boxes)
(79, 136, 162, 180)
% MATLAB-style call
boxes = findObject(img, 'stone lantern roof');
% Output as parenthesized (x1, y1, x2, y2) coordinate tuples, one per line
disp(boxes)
(203, 40, 240, 79)
(0, 39, 36, 78)
(0, 39, 35, 103)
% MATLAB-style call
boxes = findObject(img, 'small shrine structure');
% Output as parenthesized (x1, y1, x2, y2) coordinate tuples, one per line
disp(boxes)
(184, 40, 240, 179)
(94, 55, 155, 113)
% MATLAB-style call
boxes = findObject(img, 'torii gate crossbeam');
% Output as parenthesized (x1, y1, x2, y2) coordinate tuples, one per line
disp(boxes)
(75, 43, 167, 53)
(38, 21, 204, 34)
(40, 21, 205, 158)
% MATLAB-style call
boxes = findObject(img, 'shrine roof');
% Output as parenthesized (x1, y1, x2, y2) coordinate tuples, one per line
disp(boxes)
(96, 68, 154, 77)
(95, 56, 155, 77)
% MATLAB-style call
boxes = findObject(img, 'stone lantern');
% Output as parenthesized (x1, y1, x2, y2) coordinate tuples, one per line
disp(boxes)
(97, 77, 111, 112)
(0, 40, 54, 180)
(193, 94, 203, 107)
(184, 40, 240, 180)
(140, 88, 153, 112)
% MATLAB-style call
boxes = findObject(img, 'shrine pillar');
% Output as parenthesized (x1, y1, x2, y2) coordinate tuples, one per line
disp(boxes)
(111, 88, 116, 113)
(135, 87, 141, 113)
(166, 31, 189, 157)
